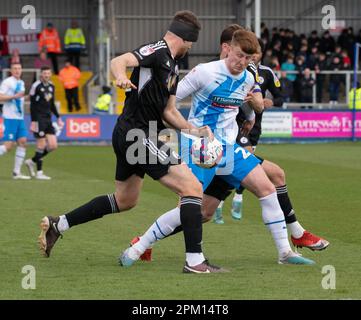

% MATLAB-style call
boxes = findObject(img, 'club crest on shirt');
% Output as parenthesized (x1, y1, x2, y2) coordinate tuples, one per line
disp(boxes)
(139, 45, 155, 57)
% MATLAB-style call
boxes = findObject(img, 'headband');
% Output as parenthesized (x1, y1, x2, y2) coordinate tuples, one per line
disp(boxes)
(168, 19, 199, 42)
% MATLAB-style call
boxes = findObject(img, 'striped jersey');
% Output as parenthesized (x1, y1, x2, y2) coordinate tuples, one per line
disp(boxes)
(0, 76, 25, 120)
(177, 60, 258, 144)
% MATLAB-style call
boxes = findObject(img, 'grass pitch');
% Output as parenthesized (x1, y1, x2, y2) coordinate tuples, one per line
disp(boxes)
(1, 142, 361, 300)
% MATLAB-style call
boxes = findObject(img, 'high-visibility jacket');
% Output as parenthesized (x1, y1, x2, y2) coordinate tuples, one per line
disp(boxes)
(348, 88, 361, 110)
(58, 66, 81, 89)
(64, 28, 86, 51)
(38, 28, 61, 53)
(95, 93, 111, 112)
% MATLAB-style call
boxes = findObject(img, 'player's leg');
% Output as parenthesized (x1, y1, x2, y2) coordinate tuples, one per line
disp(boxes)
(220, 145, 315, 264)
(25, 137, 46, 178)
(121, 136, 225, 273)
(38, 175, 143, 257)
(262, 159, 329, 251)
(13, 121, 30, 179)
(38, 126, 143, 257)
(230, 145, 253, 220)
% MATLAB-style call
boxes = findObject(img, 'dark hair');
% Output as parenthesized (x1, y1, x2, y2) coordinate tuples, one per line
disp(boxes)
(220, 24, 243, 45)
(231, 29, 260, 55)
(40, 66, 51, 72)
(173, 10, 201, 31)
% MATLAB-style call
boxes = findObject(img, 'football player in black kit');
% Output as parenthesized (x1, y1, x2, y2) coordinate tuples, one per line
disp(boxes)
(25, 66, 63, 180)
(208, 35, 329, 251)
(37, 11, 227, 273)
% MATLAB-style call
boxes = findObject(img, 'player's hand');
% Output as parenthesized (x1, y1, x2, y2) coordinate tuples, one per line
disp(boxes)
(57, 118, 64, 129)
(114, 76, 137, 90)
(13, 92, 25, 99)
(240, 119, 255, 136)
(198, 125, 214, 140)
(263, 98, 273, 109)
(30, 121, 38, 133)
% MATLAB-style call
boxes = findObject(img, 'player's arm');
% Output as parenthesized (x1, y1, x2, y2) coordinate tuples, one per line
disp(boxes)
(0, 83, 24, 101)
(110, 52, 139, 90)
(264, 69, 284, 109)
(163, 95, 213, 139)
(29, 82, 39, 132)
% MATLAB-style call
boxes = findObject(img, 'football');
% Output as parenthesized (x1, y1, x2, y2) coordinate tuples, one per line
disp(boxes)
(190, 137, 223, 168)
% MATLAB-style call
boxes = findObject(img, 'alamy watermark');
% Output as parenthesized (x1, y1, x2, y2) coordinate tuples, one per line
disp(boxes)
(321, 265, 336, 290)
(21, 5, 36, 30)
(21, 265, 36, 289)
(321, 5, 336, 30)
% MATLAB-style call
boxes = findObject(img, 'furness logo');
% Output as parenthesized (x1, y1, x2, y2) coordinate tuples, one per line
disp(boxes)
(66, 118, 100, 138)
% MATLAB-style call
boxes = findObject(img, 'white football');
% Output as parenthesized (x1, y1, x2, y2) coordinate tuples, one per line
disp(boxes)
(190, 137, 223, 168)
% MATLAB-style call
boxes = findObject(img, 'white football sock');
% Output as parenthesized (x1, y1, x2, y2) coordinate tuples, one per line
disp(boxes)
(288, 221, 305, 239)
(57, 215, 70, 232)
(132, 207, 181, 254)
(186, 252, 205, 266)
(217, 200, 224, 209)
(0, 145, 7, 156)
(260, 192, 292, 258)
(14, 146, 26, 174)
(233, 193, 243, 202)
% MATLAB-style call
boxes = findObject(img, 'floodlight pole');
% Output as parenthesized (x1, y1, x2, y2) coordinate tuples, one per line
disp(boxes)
(254, 0, 261, 37)
(98, 0, 106, 86)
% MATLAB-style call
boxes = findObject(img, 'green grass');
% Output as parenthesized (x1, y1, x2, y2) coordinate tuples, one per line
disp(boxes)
(1, 142, 361, 299)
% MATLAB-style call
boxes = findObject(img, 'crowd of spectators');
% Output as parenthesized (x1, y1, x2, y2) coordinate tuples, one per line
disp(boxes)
(260, 24, 360, 104)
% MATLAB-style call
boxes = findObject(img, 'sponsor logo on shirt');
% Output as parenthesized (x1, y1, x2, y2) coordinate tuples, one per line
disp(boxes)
(211, 96, 243, 109)
(139, 45, 156, 57)
(66, 118, 100, 138)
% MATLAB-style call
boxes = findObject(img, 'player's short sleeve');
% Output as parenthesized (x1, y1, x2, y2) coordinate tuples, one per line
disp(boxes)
(0, 79, 9, 94)
(176, 64, 209, 101)
(132, 42, 161, 68)
(29, 81, 40, 96)
(247, 63, 262, 93)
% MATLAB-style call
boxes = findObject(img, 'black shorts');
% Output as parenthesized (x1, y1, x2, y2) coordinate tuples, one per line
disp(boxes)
(237, 131, 261, 148)
(33, 119, 55, 138)
(204, 155, 264, 201)
(112, 124, 182, 181)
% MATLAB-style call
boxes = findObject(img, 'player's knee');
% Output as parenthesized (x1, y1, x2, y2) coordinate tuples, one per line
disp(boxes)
(114, 192, 138, 211)
(48, 143, 58, 151)
(201, 209, 213, 222)
(179, 180, 202, 198)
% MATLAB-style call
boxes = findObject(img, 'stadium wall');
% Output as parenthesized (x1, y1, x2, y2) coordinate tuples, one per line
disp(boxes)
(1, 0, 360, 57)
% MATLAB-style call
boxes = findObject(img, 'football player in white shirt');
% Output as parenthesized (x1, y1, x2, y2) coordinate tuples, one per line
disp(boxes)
(0, 63, 30, 179)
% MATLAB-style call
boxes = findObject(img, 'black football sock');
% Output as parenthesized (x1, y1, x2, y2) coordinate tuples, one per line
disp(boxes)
(180, 196, 203, 253)
(236, 186, 245, 194)
(276, 185, 297, 224)
(32, 148, 50, 171)
(65, 194, 120, 227)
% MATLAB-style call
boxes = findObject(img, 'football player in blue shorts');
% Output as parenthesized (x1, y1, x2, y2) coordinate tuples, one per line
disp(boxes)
(0, 63, 30, 179)
(121, 29, 315, 269)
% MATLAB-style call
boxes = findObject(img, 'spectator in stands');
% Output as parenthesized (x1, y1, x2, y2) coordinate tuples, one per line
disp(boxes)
(261, 22, 269, 43)
(319, 31, 335, 55)
(33, 49, 52, 82)
(281, 53, 296, 82)
(270, 56, 280, 71)
(93, 86, 112, 114)
(338, 27, 355, 62)
(280, 71, 293, 103)
(262, 48, 273, 67)
(64, 20, 86, 69)
(315, 52, 328, 103)
(10, 48, 22, 65)
(293, 56, 307, 101)
(341, 49, 351, 70)
(328, 55, 343, 105)
(58, 59, 81, 112)
(299, 68, 315, 108)
(38, 22, 61, 74)
(308, 30, 320, 49)
(307, 46, 319, 69)
(349, 82, 361, 109)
